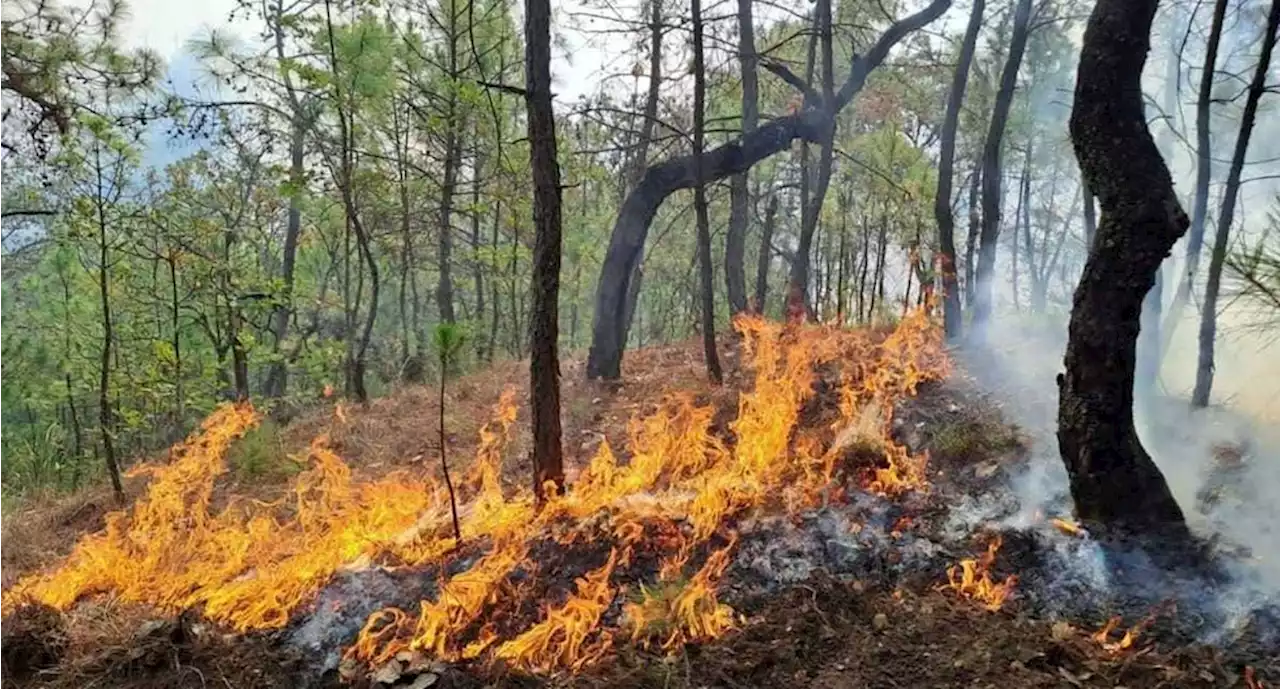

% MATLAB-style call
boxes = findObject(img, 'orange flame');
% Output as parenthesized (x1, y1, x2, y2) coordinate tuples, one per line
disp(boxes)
(1051, 517, 1084, 537)
(943, 536, 1017, 612)
(4, 308, 950, 674)
(1091, 603, 1171, 654)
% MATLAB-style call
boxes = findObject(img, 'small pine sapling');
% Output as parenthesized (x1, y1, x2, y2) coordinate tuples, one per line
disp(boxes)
(433, 323, 465, 544)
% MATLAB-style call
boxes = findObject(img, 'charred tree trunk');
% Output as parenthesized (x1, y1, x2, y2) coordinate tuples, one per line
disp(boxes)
(586, 0, 952, 379)
(935, 0, 983, 340)
(972, 0, 1033, 335)
(525, 0, 565, 500)
(725, 0, 758, 315)
(1059, 0, 1190, 541)
(1192, 0, 1279, 408)
(1163, 0, 1227, 356)
(754, 194, 777, 312)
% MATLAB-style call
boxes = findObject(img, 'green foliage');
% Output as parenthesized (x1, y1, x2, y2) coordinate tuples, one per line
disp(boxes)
(227, 420, 298, 480)
(930, 418, 1022, 464)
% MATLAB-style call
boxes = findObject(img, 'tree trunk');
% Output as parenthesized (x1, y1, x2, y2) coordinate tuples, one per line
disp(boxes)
(725, 0, 757, 315)
(94, 149, 124, 503)
(1163, 0, 1227, 356)
(964, 166, 981, 307)
(586, 0, 952, 379)
(972, 0, 1033, 335)
(525, 0, 565, 500)
(1192, 0, 1279, 408)
(935, 0, 983, 340)
(1059, 0, 1190, 541)
(264, 121, 305, 398)
(692, 0, 723, 384)
(754, 194, 777, 312)
(789, 0, 836, 311)
(619, 0, 665, 347)
(437, 128, 461, 324)
(472, 149, 487, 360)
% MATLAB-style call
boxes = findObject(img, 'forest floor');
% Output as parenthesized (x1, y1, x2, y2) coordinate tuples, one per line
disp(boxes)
(2, 330, 1276, 689)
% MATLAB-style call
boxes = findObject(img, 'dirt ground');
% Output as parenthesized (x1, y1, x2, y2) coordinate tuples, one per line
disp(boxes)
(3, 335, 1276, 689)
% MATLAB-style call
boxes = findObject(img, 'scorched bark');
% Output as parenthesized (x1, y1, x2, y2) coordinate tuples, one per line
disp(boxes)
(1059, 0, 1191, 541)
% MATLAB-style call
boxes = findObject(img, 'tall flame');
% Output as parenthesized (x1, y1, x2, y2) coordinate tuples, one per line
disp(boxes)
(4, 308, 949, 675)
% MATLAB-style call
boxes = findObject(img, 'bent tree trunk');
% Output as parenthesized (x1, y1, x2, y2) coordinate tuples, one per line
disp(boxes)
(1059, 0, 1190, 541)
(935, 0, 984, 340)
(586, 0, 952, 379)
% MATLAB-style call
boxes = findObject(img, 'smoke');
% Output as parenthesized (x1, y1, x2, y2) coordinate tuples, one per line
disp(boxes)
(955, 310, 1280, 641)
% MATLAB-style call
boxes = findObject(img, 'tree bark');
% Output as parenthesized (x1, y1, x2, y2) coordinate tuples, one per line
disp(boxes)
(754, 193, 777, 312)
(935, 0, 983, 340)
(586, 0, 952, 379)
(525, 0, 565, 500)
(972, 0, 1033, 335)
(1162, 0, 1228, 356)
(692, 0, 723, 384)
(1192, 0, 1279, 408)
(1081, 180, 1096, 249)
(94, 147, 124, 504)
(617, 1, 665, 348)
(1059, 0, 1190, 541)
(725, 0, 757, 315)
(264, 120, 305, 398)
(788, 0, 836, 311)
(964, 166, 981, 307)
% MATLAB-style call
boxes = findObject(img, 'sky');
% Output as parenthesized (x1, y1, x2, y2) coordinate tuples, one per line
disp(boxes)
(106, 0, 620, 104)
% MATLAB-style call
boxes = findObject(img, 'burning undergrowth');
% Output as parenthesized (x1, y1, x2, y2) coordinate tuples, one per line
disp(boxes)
(3, 309, 1277, 688)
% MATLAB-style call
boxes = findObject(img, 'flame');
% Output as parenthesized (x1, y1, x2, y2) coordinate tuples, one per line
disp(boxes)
(4, 308, 949, 674)
(943, 536, 1017, 612)
(492, 548, 621, 673)
(1090, 603, 1171, 654)
(625, 536, 738, 651)
(1051, 517, 1084, 537)
(1245, 666, 1267, 689)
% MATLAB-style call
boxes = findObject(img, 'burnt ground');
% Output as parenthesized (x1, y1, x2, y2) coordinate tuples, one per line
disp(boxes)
(4, 336, 1279, 689)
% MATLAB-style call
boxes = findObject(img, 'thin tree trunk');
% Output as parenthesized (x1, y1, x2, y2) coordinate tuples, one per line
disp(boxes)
(935, 0, 983, 339)
(619, 0, 665, 346)
(472, 149, 487, 360)
(725, 0, 757, 315)
(265, 121, 305, 398)
(1059, 0, 1190, 541)
(754, 194, 777, 312)
(789, 0, 836, 312)
(1192, 0, 1279, 408)
(487, 200, 502, 362)
(692, 0, 723, 383)
(94, 148, 124, 503)
(1163, 0, 1228, 356)
(973, 0, 1033, 333)
(964, 166, 981, 307)
(525, 0, 565, 500)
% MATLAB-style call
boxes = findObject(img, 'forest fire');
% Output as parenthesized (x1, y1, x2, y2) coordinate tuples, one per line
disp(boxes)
(942, 536, 1018, 612)
(1, 309, 949, 679)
